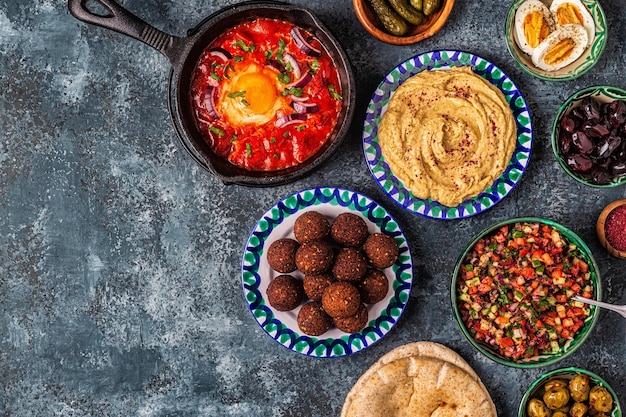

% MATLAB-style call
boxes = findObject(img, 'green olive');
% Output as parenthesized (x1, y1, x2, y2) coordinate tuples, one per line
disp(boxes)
(422, 0, 441, 16)
(388, 0, 426, 25)
(369, 0, 410, 36)
(545, 379, 568, 391)
(528, 398, 552, 417)
(589, 386, 613, 413)
(544, 387, 571, 410)
(569, 402, 588, 417)
(569, 374, 591, 402)
(410, 0, 423, 11)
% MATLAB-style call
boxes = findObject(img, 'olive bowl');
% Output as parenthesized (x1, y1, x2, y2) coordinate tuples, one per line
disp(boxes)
(518, 367, 622, 417)
(551, 86, 626, 188)
(451, 217, 601, 369)
(504, 0, 607, 81)
(352, 0, 454, 45)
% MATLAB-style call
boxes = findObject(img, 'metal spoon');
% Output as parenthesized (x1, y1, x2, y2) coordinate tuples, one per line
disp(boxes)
(572, 295, 626, 319)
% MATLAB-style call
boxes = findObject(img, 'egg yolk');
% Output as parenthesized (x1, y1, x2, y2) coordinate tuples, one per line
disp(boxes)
(524, 11, 551, 48)
(231, 72, 277, 115)
(555, 3, 585, 26)
(543, 38, 576, 66)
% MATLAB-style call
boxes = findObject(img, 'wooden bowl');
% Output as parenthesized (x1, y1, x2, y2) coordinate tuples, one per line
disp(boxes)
(597, 199, 626, 259)
(352, 0, 454, 45)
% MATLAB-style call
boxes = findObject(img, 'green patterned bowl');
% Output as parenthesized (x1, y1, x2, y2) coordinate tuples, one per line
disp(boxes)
(362, 50, 533, 220)
(551, 85, 626, 187)
(505, 0, 607, 81)
(518, 367, 622, 417)
(241, 187, 413, 358)
(451, 217, 601, 368)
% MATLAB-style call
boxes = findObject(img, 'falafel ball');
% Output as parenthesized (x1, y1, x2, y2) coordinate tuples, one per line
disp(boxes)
(297, 301, 333, 336)
(266, 238, 299, 273)
(333, 303, 368, 333)
(293, 211, 331, 243)
(295, 239, 334, 275)
(303, 273, 335, 302)
(330, 213, 369, 247)
(321, 281, 361, 318)
(358, 269, 389, 304)
(332, 247, 368, 282)
(266, 275, 305, 311)
(363, 233, 399, 269)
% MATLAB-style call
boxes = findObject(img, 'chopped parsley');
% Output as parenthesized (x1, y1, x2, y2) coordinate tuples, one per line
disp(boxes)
(245, 143, 252, 157)
(209, 126, 225, 137)
(328, 84, 342, 100)
(282, 87, 303, 97)
(233, 39, 255, 52)
(276, 38, 286, 61)
(227, 91, 247, 98)
(277, 72, 291, 84)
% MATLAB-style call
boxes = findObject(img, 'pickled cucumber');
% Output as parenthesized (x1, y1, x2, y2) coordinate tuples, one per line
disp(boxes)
(389, 0, 426, 25)
(369, 0, 410, 36)
(423, 0, 441, 16)
(410, 0, 423, 11)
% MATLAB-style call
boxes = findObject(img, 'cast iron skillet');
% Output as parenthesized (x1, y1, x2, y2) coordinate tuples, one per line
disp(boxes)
(68, 0, 356, 186)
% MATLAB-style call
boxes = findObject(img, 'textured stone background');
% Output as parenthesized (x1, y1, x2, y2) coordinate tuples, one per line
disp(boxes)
(0, 0, 624, 416)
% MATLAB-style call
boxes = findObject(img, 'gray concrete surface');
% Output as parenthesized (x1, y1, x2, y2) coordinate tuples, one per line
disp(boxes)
(0, 0, 624, 416)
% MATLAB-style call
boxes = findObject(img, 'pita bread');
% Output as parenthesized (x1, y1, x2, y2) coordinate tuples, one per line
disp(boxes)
(341, 342, 496, 417)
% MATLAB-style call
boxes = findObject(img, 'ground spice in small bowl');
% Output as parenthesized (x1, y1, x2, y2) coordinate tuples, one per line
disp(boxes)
(605, 205, 626, 251)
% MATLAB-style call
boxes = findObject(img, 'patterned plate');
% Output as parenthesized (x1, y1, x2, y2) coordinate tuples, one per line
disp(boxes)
(362, 50, 533, 220)
(241, 187, 413, 358)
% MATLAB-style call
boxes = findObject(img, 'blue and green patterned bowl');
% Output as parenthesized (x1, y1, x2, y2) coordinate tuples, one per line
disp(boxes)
(451, 217, 601, 368)
(505, 0, 607, 82)
(241, 187, 413, 358)
(362, 50, 533, 220)
(551, 85, 626, 188)
(518, 367, 622, 417)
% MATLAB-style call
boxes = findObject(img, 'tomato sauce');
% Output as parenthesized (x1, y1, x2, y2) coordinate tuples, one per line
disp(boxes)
(189, 18, 343, 171)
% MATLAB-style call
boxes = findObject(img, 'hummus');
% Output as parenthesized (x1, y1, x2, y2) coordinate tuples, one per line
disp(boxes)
(378, 66, 517, 207)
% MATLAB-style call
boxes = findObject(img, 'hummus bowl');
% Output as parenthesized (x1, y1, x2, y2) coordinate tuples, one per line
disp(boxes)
(363, 50, 533, 220)
(451, 217, 601, 368)
(241, 187, 413, 358)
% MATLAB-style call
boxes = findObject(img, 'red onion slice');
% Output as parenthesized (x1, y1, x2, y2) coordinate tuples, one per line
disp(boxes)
(290, 27, 322, 57)
(268, 59, 285, 72)
(283, 53, 301, 79)
(291, 101, 319, 114)
(204, 86, 219, 120)
(209, 47, 232, 61)
(287, 72, 312, 89)
(289, 94, 311, 102)
(275, 113, 306, 128)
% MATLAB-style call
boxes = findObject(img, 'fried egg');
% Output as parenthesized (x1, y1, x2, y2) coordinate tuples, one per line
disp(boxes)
(531, 23, 588, 71)
(549, 0, 595, 46)
(218, 63, 289, 127)
(514, 0, 556, 55)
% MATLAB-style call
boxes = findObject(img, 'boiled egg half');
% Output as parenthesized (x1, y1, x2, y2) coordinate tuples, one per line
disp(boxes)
(514, 0, 556, 55)
(217, 63, 289, 127)
(531, 23, 588, 71)
(550, 0, 595, 46)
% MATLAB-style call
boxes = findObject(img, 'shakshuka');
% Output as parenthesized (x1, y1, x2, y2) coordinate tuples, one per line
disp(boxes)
(189, 18, 343, 171)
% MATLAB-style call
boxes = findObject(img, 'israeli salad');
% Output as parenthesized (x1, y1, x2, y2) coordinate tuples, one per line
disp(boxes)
(456, 222, 594, 361)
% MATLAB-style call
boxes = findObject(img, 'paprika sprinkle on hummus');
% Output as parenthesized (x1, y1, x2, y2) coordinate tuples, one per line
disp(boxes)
(378, 66, 517, 207)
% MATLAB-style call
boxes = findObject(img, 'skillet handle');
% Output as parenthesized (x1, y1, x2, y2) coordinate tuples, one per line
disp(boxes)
(68, 0, 186, 66)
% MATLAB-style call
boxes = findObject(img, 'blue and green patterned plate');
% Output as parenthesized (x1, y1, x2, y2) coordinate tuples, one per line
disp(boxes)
(241, 187, 413, 358)
(362, 50, 533, 220)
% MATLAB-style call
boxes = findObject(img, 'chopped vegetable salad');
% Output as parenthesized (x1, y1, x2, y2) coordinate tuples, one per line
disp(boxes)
(456, 222, 593, 361)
